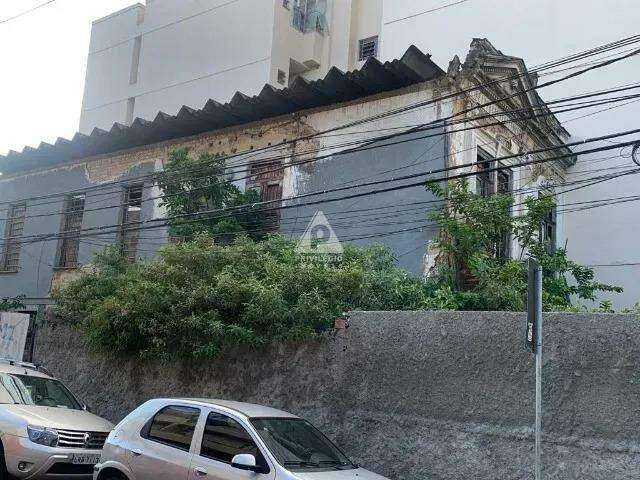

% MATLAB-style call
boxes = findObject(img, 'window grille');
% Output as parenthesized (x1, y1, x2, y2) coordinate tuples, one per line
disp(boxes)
(1, 203, 26, 272)
(476, 156, 494, 197)
(541, 207, 557, 254)
(358, 36, 379, 61)
(57, 194, 86, 268)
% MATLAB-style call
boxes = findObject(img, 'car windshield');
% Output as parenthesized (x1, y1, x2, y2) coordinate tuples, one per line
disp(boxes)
(251, 418, 355, 471)
(0, 373, 82, 410)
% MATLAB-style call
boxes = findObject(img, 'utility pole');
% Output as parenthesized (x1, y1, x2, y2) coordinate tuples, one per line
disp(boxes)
(534, 258, 543, 480)
(526, 257, 543, 480)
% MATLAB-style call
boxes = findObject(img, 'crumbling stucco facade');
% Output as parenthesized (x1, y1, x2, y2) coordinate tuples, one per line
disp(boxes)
(0, 41, 572, 308)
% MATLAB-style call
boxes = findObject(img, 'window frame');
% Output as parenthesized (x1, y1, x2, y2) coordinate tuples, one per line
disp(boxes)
(118, 183, 144, 262)
(1, 202, 27, 273)
(496, 167, 513, 259)
(541, 205, 557, 254)
(197, 410, 270, 471)
(476, 148, 494, 197)
(140, 405, 201, 453)
(496, 168, 512, 196)
(249, 416, 355, 472)
(55, 193, 86, 269)
(277, 69, 287, 85)
(248, 161, 284, 231)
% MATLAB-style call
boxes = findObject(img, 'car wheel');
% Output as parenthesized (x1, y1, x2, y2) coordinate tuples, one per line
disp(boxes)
(100, 471, 129, 480)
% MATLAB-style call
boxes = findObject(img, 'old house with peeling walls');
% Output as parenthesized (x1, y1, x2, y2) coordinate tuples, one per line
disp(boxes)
(0, 40, 573, 311)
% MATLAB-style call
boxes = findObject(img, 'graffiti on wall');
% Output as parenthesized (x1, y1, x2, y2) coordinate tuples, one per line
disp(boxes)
(0, 313, 30, 361)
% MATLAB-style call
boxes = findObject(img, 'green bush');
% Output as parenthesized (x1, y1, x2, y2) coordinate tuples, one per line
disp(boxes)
(0, 295, 25, 312)
(53, 235, 438, 359)
(426, 180, 622, 311)
(52, 167, 626, 360)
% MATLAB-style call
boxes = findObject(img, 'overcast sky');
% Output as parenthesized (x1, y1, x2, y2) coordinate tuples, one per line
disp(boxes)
(380, 0, 639, 139)
(0, 0, 638, 155)
(0, 0, 133, 155)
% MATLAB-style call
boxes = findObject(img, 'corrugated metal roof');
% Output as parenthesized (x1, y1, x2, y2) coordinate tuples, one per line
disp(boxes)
(0, 45, 445, 175)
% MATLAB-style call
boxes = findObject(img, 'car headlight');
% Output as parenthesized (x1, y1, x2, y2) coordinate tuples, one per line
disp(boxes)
(27, 425, 59, 447)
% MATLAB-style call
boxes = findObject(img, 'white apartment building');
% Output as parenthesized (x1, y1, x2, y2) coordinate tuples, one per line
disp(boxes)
(80, 0, 386, 133)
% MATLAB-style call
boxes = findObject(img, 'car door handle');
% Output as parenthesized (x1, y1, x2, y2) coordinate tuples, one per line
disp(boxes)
(130, 448, 142, 457)
(194, 467, 208, 477)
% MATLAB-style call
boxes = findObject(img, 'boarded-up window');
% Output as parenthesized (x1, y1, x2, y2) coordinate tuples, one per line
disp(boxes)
(1, 203, 26, 272)
(120, 184, 144, 262)
(57, 194, 86, 268)
(249, 161, 284, 232)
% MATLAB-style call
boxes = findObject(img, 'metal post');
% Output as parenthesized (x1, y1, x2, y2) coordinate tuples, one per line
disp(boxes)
(534, 260, 543, 480)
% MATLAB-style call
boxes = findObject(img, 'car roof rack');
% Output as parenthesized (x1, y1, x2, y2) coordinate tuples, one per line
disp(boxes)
(0, 358, 54, 377)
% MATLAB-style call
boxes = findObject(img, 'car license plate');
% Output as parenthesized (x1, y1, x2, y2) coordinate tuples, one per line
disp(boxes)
(70, 453, 101, 465)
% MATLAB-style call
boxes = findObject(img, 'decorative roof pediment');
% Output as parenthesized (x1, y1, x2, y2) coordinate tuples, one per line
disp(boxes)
(461, 38, 571, 145)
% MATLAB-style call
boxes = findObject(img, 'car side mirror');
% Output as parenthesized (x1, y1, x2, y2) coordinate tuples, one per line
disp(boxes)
(231, 454, 268, 474)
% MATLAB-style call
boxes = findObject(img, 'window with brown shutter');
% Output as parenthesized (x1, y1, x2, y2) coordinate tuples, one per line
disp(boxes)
(57, 194, 86, 269)
(248, 161, 284, 232)
(1, 203, 27, 272)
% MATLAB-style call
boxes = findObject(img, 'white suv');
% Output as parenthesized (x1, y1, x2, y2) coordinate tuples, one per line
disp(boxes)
(0, 358, 113, 479)
(94, 398, 389, 480)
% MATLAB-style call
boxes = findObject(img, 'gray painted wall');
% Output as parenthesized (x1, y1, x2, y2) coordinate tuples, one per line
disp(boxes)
(34, 311, 640, 480)
(0, 161, 163, 301)
(1, 127, 445, 303)
(281, 127, 446, 274)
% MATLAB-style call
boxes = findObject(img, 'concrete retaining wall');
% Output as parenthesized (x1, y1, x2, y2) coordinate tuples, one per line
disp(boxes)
(34, 311, 640, 480)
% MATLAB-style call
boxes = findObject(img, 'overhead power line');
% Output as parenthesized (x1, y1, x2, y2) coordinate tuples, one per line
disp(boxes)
(385, 0, 474, 25)
(3, 33, 639, 210)
(8, 132, 640, 247)
(586, 262, 640, 268)
(0, 60, 632, 214)
(9, 162, 640, 252)
(2, 88, 639, 227)
(0, 0, 55, 25)
(68, 167, 640, 250)
(2, 34, 640, 251)
(2, 91, 637, 223)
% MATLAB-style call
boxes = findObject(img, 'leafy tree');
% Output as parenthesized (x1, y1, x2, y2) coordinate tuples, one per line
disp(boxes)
(52, 236, 436, 359)
(156, 148, 265, 241)
(426, 180, 622, 310)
